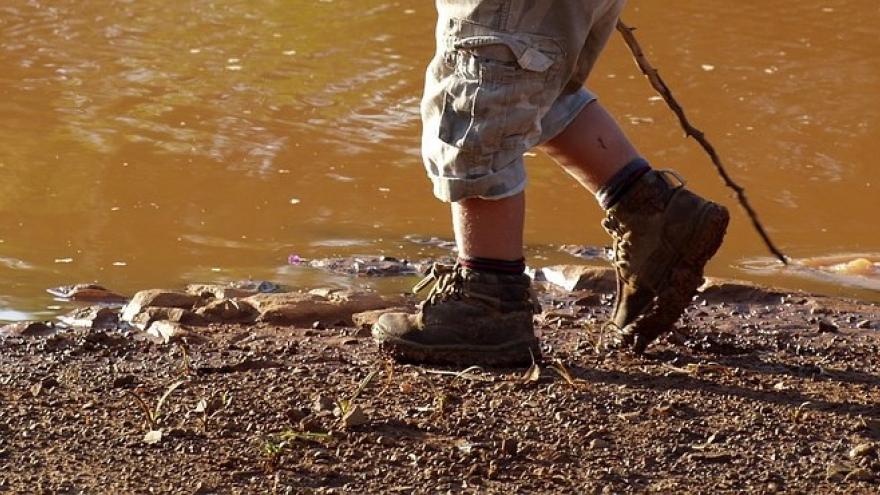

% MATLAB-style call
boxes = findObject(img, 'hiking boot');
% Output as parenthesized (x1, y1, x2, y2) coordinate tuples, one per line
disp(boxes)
(602, 169, 730, 354)
(372, 263, 540, 367)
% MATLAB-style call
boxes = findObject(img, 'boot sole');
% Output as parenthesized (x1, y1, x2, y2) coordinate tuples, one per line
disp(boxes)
(378, 336, 541, 368)
(626, 202, 731, 353)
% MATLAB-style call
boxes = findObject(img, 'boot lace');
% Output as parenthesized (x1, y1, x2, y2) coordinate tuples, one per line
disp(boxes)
(602, 216, 633, 273)
(411, 263, 540, 312)
(412, 263, 465, 306)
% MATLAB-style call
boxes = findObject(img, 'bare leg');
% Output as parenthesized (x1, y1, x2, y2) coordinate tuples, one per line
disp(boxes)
(542, 100, 640, 193)
(449, 101, 635, 262)
(452, 192, 525, 261)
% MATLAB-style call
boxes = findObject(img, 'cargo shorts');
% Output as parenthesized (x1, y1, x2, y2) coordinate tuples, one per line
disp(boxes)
(421, 0, 626, 202)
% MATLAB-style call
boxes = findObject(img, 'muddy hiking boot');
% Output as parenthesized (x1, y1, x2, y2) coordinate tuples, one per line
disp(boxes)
(372, 263, 540, 367)
(603, 169, 730, 354)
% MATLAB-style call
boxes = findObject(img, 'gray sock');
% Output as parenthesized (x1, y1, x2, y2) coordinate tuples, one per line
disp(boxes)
(596, 158, 652, 209)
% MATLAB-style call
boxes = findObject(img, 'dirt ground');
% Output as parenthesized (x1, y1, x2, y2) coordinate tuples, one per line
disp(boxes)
(1, 277, 880, 494)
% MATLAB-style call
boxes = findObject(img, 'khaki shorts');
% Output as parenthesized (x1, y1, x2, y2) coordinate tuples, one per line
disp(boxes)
(421, 0, 626, 202)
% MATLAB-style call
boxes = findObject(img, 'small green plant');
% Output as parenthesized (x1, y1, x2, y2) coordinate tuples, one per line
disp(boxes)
(420, 373, 449, 416)
(336, 369, 378, 416)
(790, 401, 813, 424)
(175, 341, 194, 376)
(194, 390, 233, 432)
(261, 431, 331, 473)
(127, 380, 186, 431)
(261, 439, 286, 473)
(519, 351, 541, 384)
(549, 358, 582, 387)
(381, 358, 396, 394)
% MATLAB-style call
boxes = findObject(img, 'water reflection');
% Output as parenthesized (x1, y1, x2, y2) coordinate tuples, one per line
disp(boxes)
(743, 254, 880, 294)
(1, 0, 879, 320)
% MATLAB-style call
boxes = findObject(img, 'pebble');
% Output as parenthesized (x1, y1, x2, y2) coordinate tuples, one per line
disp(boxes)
(143, 430, 163, 445)
(342, 405, 369, 428)
(112, 375, 137, 389)
(849, 443, 876, 459)
(817, 319, 838, 333)
(589, 438, 609, 450)
(312, 395, 335, 413)
(844, 468, 874, 482)
(501, 438, 518, 456)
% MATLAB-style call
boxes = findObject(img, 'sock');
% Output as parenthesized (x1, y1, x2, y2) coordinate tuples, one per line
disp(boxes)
(596, 157, 652, 210)
(458, 256, 526, 275)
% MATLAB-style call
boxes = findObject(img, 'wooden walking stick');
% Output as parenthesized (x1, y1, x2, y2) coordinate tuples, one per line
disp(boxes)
(616, 20, 789, 265)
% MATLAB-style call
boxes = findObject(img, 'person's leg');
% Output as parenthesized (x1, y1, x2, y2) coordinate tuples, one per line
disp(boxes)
(541, 100, 640, 193)
(452, 192, 525, 262)
(376, 0, 632, 366)
(542, 96, 730, 354)
(450, 98, 640, 265)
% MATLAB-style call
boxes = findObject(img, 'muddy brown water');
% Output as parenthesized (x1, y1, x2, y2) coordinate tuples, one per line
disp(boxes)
(1, 1, 879, 320)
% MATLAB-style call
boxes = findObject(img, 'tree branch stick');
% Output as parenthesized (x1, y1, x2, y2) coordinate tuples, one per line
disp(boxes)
(616, 20, 789, 265)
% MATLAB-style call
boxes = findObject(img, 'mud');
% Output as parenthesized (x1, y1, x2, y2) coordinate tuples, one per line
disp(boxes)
(1, 267, 879, 493)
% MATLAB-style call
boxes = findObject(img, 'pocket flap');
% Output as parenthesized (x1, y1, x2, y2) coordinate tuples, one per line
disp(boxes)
(452, 32, 556, 73)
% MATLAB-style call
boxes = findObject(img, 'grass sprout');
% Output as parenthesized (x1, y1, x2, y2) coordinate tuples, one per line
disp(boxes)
(195, 390, 233, 431)
(127, 379, 185, 430)
(337, 368, 379, 416)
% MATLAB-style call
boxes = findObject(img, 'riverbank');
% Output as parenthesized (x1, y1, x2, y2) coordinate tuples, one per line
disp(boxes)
(1, 263, 879, 493)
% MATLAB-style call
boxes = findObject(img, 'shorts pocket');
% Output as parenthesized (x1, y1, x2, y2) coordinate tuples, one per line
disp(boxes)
(438, 21, 563, 155)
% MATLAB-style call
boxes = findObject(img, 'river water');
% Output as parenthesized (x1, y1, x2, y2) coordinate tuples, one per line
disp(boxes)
(1, 0, 878, 320)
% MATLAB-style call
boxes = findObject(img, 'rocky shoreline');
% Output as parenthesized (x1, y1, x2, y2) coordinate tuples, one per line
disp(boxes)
(1, 257, 879, 493)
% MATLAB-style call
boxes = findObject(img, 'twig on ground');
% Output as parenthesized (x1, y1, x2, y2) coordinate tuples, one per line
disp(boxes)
(424, 366, 490, 382)
(616, 20, 789, 265)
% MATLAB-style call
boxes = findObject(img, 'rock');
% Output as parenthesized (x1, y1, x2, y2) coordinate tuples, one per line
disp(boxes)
(849, 443, 876, 459)
(313, 395, 336, 413)
(29, 382, 43, 397)
(687, 451, 733, 463)
(818, 319, 839, 334)
(229, 280, 282, 293)
(589, 438, 609, 450)
(0, 321, 55, 338)
(145, 321, 209, 345)
(143, 430, 163, 445)
(844, 468, 874, 482)
(807, 300, 833, 315)
(112, 375, 137, 388)
(501, 438, 518, 456)
(826, 463, 852, 481)
(45, 283, 127, 303)
(856, 320, 873, 329)
(309, 256, 419, 277)
(558, 245, 609, 261)
(145, 321, 181, 344)
(245, 289, 399, 326)
(194, 299, 257, 323)
(185, 284, 256, 300)
(351, 307, 412, 330)
(186, 281, 282, 299)
(129, 307, 207, 330)
(538, 265, 615, 293)
(342, 405, 369, 428)
(121, 290, 202, 323)
(698, 278, 786, 304)
(57, 306, 119, 329)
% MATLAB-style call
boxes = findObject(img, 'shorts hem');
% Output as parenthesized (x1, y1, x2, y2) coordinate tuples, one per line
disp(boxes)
(427, 157, 528, 203)
(538, 88, 597, 145)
